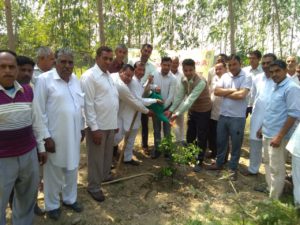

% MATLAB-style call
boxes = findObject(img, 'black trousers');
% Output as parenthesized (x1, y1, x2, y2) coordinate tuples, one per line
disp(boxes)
(208, 119, 218, 158)
(141, 113, 149, 148)
(186, 110, 211, 163)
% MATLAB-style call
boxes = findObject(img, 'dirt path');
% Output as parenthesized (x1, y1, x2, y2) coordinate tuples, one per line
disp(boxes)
(13, 140, 272, 225)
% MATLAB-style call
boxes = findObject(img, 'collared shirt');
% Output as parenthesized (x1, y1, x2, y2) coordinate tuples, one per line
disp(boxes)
(170, 75, 206, 116)
(249, 73, 275, 140)
(210, 75, 223, 120)
(262, 77, 300, 139)
(153, 71, 177, 109)
(0, 81, 46, 153)
(108, 59, 124, 73)
(217, 69, 252, 118)
(81, 64, 119, 131)
(243, 65, 263, 77)
(34, 69, 85, 170)
(128, 58, 157, 84)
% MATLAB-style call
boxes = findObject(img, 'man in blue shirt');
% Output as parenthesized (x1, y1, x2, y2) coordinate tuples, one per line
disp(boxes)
(259, 59, 300, 199)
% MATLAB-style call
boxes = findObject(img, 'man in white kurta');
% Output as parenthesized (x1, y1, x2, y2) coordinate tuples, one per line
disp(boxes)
(80, 46, 119, 202)
(245, 54, 276, 175)
(111, 64, 150, 164)
(35, 49, 85, 220)
(286, 122, 300, 208)
(170, 56, 185, 143)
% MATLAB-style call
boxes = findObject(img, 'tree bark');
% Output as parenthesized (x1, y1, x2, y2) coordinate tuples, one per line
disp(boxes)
(98, 0, 105, 45)
(4, 0, 15, 51)
(228, 0, 235, 54)
(272, 0, 282, 57)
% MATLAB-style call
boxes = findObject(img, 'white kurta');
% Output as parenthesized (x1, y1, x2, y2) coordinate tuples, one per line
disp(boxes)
(210, 75, 223, 121)
(286, 122, 300, 157)
(111, 73, 149, 131)
(249, 73, 275, 140)
(34, 69, 84, 170)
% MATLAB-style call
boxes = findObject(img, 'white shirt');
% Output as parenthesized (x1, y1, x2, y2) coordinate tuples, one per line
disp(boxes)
(249, 72, 275, 140)
(244, 65, 264, 106)
(289, 73, 300, 86)
(210, 75, 223, 120)
(80, 64, 119, 131)
(128, 76, 157, 129)
(286, 122, 300, 157)
(32, 65, 44, 85)
(153, 71, 177, 109)
(128, 58, 157, 84)
(111, 73, 149, 131)
(34, 69, 85, 170)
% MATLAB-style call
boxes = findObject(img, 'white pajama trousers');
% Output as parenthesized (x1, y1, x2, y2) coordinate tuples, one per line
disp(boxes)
(263, 137, 287, 199)
(292, 155, 300, 207)
(114, 128, 139, 162)
(248, 139, 263, 174)
(174, 114, 185, 142)
(43, 160, 78, 211)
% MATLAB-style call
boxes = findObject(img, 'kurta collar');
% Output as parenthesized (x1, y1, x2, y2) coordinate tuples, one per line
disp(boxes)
(94, 64, 109, 76)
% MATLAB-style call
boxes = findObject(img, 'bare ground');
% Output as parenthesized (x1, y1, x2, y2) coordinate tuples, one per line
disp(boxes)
(5, 126, 294, 225)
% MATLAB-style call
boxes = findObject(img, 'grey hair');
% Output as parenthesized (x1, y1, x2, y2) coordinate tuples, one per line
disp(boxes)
(55, 48, 73, 61)
(36, 46, 53, 59)
(171, 56, 179, 61)
(115, 44, 127, 51)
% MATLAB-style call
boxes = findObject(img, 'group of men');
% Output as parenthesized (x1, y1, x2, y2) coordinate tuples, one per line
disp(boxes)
(1, 43, 300, 225)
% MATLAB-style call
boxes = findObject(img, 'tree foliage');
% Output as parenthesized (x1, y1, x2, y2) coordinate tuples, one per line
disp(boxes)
(1, 0, 299, 60)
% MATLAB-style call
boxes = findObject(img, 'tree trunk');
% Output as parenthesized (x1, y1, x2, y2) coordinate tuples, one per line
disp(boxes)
(4, 0, 15, 51)
(272, 0, 282, 57)
(228, 0, 235, 54)
(98, 0, 105, 45)
(290, 0, 296, 54)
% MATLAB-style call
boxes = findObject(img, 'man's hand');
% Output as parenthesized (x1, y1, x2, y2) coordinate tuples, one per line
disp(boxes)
(91, 130, 103, 145)
(270, 135, 283, 148)
(256, 128, 262, 139)
(81, 130, 85, 142)
(44, 138, 55, 153)
(155, 87, 161, 93)
(156, 99, 164, 105)
(164, 110, 172, 118)
(38, 152, 47, 165)
(147, 75, 154, 83)
(170, 114, 177, 122)
(148, 110, 154, 117)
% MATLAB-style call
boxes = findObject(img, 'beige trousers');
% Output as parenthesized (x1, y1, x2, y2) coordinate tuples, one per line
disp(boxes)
(86, 128, 115, 193)
(263, 137, 287, 199)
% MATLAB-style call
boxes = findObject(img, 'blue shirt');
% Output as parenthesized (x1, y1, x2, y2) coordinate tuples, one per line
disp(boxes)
(217, 69, 252, 118)
(262, 77, 300, 139)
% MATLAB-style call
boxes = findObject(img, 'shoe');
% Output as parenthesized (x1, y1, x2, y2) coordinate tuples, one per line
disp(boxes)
(47, 208, 61, 221)
(205, 163, 222, 170)
(151, 150, 161, 159)
(143, 147, 150, 155)
(34, 203, 45, 216)
(103, 173, 114, 182)
(193, 164, 202, 173)
(124, 159, 140, 166)
(63, 201, 83, 213)
(229, 170, 238, 181)
(87, 190, 105, 202)
(241, 170, 258, 176)
(254, 184, 269, 194)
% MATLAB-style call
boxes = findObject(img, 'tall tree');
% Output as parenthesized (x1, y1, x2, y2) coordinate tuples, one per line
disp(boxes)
(98, 0, 105, 45)
(228, 0, 235, 54)
(4, 0, 15, 51)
